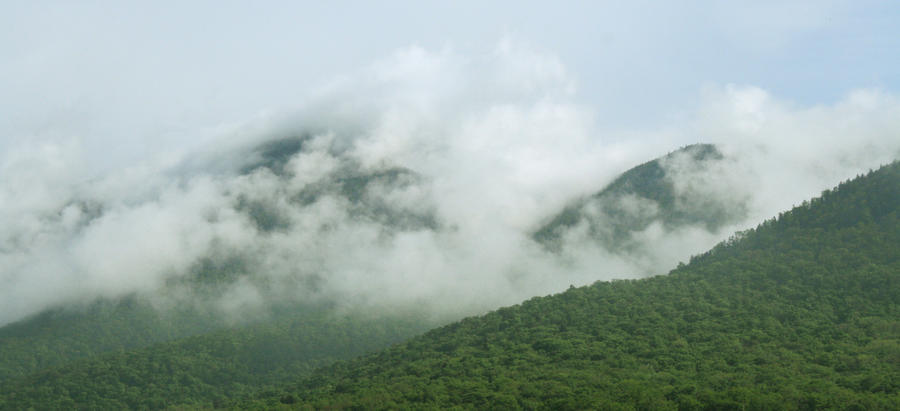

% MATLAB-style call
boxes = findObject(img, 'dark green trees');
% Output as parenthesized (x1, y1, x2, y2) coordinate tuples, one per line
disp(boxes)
(242, 162, 899, 409)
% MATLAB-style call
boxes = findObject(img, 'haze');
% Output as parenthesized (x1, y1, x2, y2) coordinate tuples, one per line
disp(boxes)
(1, 1, 899, 327)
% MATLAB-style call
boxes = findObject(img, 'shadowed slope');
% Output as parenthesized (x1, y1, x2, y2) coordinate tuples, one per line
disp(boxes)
(242, 161, 898, 410)
(534, 144, 746, 253)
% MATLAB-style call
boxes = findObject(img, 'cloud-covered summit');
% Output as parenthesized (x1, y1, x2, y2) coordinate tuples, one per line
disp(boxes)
(1, 45, 899, 327)
(533, 143, 749, 254)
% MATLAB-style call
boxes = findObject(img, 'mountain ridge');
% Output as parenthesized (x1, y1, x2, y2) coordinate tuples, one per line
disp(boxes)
(236, 160, 899, 409)
(534, 143, 747, 254)
(1, 147, 895, 410)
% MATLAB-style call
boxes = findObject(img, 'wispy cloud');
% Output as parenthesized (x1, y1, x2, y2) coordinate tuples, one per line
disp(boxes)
(1, 43, 898, 327)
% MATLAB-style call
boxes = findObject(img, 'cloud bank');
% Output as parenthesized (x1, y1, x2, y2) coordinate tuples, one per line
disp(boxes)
(1, 44, 898, 327)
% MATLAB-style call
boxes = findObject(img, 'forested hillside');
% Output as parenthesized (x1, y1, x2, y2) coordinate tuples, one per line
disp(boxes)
(1, 157, 895, 410)
(237, 161, 899, 410)
(0, 136, 443, 409)
(534, 143, 746, 253)
(5, 2, 900, 410)
(0, 134, 440, 385)
(0, 309, 431, 409)
(0, 296, 224, 382)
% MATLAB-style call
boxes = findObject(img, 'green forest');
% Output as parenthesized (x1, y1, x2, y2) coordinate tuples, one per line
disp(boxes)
(0, 308, 431, 409)
(6, 2, 900, 410)
(0, 159, 896, 410)
(234, 161, 899, 409)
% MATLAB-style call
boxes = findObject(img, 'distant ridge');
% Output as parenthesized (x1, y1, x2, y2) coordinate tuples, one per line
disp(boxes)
(534, 143, 746, 252)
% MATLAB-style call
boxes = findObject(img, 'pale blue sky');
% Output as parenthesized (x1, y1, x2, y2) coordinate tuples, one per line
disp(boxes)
(1, 1, 898, 164)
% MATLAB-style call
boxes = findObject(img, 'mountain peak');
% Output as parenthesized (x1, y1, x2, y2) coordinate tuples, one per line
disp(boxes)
(534, 143, 744, 253)
(244, 161, 899, 410)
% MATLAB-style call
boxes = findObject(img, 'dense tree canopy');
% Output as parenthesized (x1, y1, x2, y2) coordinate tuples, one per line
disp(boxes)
(1, 160, 895, 410)
(0, 310, 430, 409)
(235, 162, 899, 410)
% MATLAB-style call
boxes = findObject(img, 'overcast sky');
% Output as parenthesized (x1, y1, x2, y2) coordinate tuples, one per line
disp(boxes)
(2, 1, 900, 325)
(2, 1, 898, 170)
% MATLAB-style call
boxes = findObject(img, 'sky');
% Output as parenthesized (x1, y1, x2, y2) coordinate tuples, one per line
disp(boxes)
(1, 1, 899, 326)
(2, 1, 898, 169)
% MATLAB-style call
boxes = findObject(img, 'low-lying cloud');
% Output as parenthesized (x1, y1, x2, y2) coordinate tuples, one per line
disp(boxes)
(1, 44, 898, 327)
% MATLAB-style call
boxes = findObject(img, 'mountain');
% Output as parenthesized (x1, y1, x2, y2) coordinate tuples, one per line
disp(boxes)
(1, 139, 895, 410)
(236, 161, 899, 409)
(0, 135, 443, 407)
(0, 309, 430, 409)
(233, 135, 439, 233)
(0, 296, 223, 382)
(0, 134, 438, 376)
(534, 143, 747, 253)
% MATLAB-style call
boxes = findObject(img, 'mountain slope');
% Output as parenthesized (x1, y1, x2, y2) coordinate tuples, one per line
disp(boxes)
(0, 134, 440, 384)
(0, 134, 448, 409)
(534, 143, 747, 253)
(0, 296, 226, 382)
(0, 309, 433, 409)
(240, 161, 899, 409)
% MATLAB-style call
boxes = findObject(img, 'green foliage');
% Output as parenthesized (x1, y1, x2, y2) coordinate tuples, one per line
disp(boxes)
(0, 310, 431, 410)
(0, 251, 314, 386)
(0, 134, 444, 409)
(0, 296, 225, 383)
(534, 143, 745, 252)
(237, 162, 900, 409)
(2, 156, 896, 410)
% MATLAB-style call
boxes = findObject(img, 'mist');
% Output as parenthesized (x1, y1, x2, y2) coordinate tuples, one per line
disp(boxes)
(2, 43, 899, 327)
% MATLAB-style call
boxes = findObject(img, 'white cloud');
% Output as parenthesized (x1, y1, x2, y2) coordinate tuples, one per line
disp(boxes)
(1, 43, 899, 327)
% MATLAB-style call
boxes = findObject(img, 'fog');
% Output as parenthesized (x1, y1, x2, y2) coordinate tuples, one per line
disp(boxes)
(2, 41, 898, 327)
